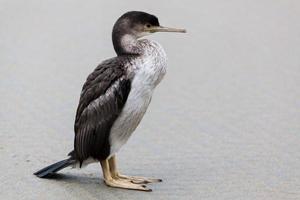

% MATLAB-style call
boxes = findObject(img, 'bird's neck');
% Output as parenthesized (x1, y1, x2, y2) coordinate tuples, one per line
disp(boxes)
(112, 34, 143, 56)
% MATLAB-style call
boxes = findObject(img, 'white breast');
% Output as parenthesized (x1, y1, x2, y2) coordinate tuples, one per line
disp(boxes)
(108, 39, 167, 157)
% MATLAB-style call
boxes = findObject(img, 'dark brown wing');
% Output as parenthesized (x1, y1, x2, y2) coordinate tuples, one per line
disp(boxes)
(73, 58, 131, 164)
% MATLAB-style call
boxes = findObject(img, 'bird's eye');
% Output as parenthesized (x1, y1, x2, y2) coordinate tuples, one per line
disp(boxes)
(146, 24, 151, 28)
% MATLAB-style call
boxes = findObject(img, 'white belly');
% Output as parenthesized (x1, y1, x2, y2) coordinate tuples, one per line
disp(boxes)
(108, 39, 167, 157)
(108, 82, 153, 156)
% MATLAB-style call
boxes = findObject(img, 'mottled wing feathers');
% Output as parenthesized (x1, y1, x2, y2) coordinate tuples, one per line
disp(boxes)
(74, 58, 131, 163)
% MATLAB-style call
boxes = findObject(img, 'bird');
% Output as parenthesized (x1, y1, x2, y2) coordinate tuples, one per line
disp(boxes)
(34, 11, 186, 192)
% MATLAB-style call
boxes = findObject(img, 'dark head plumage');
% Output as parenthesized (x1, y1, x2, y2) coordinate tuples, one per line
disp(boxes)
(118, 11, 160, 28)
(112, 11, 186, 55)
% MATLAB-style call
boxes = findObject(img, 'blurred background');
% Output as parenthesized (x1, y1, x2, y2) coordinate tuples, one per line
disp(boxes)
(1, 0, 300, 199)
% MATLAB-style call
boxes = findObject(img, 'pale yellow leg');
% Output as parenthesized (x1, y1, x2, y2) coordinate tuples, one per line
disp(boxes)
(108, 155, 162, 184)
(100, 159, 151, 191)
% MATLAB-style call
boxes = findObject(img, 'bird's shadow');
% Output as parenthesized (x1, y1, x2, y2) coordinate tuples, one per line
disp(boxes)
(41, 172, 140, 197)
(45, 172, 101, 185)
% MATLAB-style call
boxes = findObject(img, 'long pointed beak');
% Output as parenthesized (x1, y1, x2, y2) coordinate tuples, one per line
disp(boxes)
(146, 26, 186, 33)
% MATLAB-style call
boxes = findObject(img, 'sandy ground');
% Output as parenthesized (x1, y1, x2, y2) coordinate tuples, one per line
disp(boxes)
(1, 0, 300, 199)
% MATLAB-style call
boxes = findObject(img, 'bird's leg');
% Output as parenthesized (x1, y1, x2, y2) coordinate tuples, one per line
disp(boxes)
(108, 155, 162, 184)
(100, 159, 151, 191)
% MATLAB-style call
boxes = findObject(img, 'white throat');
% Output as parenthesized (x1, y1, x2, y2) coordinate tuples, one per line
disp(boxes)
(120, 34, 139, 53)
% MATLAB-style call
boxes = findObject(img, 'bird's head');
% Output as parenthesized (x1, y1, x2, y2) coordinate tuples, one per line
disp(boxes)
(112, 11, 186, 55)
(113, 11, 186, 38)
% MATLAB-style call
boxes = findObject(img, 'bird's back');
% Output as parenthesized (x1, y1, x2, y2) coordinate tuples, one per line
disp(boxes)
(73, 56, 132, 163)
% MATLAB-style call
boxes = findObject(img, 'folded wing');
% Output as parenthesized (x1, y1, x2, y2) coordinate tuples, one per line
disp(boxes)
(74, 58, 131, 164)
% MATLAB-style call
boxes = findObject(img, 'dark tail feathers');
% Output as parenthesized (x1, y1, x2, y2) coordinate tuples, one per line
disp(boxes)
(34, 158, 76, 178)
